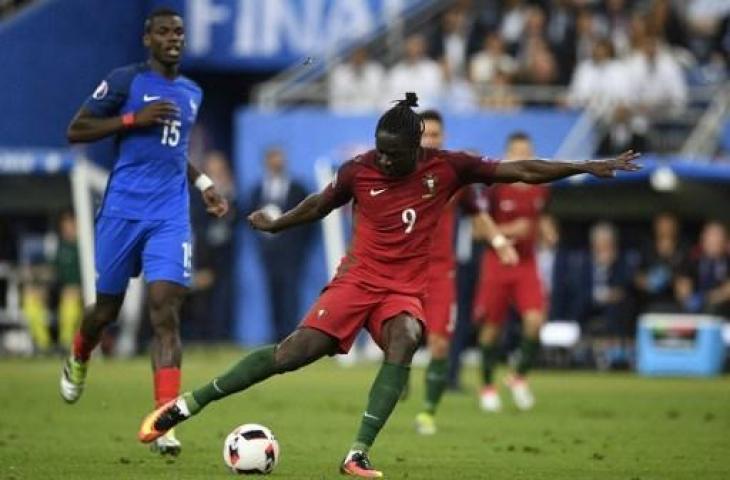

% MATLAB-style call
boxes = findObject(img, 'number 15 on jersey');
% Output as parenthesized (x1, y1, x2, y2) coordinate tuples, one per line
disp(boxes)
(161, 120, 181, 147)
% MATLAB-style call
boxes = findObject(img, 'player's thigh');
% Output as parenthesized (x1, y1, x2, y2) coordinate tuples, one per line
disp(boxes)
(147, 280, 188, 330)
(473, 270, 512, 327)
(94, 216, 145, 295)
(368, 293, 425, 351)
(514, 262, 546, 320)
(424, 271, 457, 339)
(300, 278, 379, 354)
(142, 219, 192, 288)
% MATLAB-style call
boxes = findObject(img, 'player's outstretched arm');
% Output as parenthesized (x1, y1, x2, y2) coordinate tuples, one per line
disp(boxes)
(248, 192, 333, 234)
(66, 101, 180, 143)
(493, 150, 641, 184)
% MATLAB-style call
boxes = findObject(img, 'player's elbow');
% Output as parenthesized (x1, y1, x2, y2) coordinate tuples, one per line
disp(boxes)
(512, 168, 540, 184)
(516, 162, 548, 184)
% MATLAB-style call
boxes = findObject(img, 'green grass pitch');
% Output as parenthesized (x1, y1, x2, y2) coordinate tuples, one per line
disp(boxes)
(1, 348, 728, 479)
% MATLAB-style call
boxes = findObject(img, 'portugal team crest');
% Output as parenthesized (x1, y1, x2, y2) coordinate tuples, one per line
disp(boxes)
(422, 172, 438, 198)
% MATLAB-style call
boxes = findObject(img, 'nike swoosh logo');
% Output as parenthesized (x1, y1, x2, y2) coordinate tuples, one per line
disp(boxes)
(369, 188, 387, 196)
(363, 412, 380, 421)
(143, 94, 161, 102)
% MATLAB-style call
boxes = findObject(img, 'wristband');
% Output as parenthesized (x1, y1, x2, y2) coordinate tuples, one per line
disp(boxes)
(121, 112, 135, 128)
(491, 234, 508, 249)
(195, 174, 214, 192)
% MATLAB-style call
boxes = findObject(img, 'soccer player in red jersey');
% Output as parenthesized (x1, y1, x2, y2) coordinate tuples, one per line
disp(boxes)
(473, 132, 552, 412)
(138, 93, 639, 478)
(414, 110, 518, 436)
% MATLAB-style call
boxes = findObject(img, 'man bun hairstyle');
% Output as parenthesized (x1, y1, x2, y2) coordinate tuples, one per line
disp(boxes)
(376, 92, 424, 147)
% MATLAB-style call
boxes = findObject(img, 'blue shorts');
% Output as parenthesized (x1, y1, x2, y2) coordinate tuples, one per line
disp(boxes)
(95, 215, 192, 294)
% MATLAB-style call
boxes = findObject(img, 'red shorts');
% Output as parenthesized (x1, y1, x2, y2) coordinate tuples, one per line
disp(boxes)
(301, 276, 425, 354)
(424, 266, 457, 338)
(473, 253, 545, 326)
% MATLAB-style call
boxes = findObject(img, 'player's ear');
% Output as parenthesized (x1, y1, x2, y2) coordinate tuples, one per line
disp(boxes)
(143, 32, 151, 48)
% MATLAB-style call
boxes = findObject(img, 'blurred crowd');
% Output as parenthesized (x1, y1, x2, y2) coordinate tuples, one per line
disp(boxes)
(528, 213, 730, 368)
(329, 0, 730, 154)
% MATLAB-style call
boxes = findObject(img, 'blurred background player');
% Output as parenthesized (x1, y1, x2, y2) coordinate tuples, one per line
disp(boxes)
(414, 109, 518, 435)
(473, 131, 552, 412)
(58, 8, 228, 455)
(55, 211, 83, 350)
(137, 93, 639, 478)
(19, 211, 82, 353)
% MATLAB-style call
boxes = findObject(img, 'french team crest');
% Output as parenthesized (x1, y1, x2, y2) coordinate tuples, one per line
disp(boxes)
(422, 172, 438, 198)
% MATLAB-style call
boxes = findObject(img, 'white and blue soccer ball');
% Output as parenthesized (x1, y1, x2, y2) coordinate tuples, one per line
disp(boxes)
(223, 424, 280, 475)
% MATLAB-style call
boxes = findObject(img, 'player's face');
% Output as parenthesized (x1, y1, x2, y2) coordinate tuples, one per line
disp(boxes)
(505, 139, 534, 161)
(144, 15, 185, 66)
(421, 119, 444, 149)
(375, 130, 418, 177)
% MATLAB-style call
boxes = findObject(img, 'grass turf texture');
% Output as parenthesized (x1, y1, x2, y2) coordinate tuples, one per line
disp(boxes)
(1, 348, 728, 479)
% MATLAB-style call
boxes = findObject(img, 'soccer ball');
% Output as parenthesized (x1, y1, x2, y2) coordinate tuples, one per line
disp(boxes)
(223, 424, 280, 475)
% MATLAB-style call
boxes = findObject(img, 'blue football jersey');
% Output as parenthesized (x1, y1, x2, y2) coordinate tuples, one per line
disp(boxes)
(83, 62, 202, 220)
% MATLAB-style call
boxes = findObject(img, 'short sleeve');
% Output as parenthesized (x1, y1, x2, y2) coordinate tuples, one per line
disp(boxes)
(446, 150, 500, 186)
(319, 159, 358, 211)
(82, 66, 136, 117)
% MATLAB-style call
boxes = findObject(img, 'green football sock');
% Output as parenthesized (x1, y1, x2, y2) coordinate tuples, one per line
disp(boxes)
(352, 362, 410, 452)
(480, 344, 498, 386)
(516, 337, 540, 376)
(188, 345, 277, 414)
(424, 357, 448, 415)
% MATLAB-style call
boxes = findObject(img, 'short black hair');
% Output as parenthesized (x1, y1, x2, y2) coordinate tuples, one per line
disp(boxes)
(375, 92, 424, 147)
(144, 7, 182, 32)
(506, 131, 532, 145)
(420, 109, 443, 126)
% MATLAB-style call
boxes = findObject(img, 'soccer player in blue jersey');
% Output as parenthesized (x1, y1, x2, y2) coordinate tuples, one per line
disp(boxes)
(59, 8, 228, 456)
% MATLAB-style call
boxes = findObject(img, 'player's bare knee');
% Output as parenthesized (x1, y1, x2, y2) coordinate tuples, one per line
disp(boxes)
(273, 343, 313, 373)
(428, 334, 449, 359)
(384, 316, 422, 364)
(479, 324, 500, 345)
(85, 297, 123, 330)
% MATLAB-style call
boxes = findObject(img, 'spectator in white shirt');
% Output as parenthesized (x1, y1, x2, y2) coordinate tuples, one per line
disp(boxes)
(431, 6, 472, 81)
(385, 34, 444, 109)
(469, 32, 518, 95)
(328, 47, 385, 114)
(623, 35, 688, 116)
(567, 38, 629, 112)
(500, 0, 530, 49)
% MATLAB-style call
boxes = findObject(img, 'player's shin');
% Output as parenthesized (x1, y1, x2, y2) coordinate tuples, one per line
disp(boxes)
(424, 357, 448, 415)
(352, 362, 410, 452)
(480, 343, 499, 386)
(185, 345, 277, 414)
(516, 336, 540, 377)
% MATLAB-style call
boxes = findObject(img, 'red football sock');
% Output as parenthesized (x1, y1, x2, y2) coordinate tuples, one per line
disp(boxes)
(72, 332, 97, 362)
(154, 367, 181, 407)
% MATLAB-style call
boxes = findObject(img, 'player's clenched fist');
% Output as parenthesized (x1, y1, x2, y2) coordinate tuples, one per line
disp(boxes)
(134, 101, 180, 127)
(202, 188, 229, 218)
(248, 210, 277, 232)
